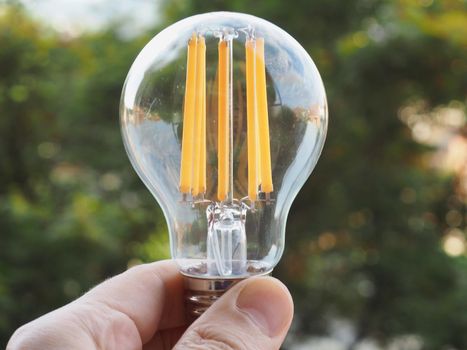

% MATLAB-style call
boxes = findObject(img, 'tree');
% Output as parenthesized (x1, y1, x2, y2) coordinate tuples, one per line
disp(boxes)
(1, 1, 465, 349)
(161, 1, 466, 349)
(0, 6, 168, 345)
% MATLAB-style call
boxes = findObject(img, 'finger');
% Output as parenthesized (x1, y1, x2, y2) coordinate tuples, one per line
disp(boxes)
(80, 260, 185, 342)
(142, 326, 187, 350)
(173, 276, 293, 350)
(8, 260, 186, 350)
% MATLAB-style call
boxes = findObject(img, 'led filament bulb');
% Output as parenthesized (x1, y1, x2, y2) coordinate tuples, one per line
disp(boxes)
(120, 12, 327, 316)
(179, 29, 275, 276)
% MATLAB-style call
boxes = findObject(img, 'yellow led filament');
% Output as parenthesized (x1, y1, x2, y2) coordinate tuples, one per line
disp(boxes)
(245, 39, 260, 201)
(192, 35, 206, 196)
(179, 34, 197, 194)
(180, 33, 272, 204)
(217, 39, 230, 201)
(254, 38, 273, 195)
(180, 34, 206, 197)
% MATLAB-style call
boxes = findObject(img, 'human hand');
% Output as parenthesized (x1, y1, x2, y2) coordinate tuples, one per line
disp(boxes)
(7, 260, 293, 349)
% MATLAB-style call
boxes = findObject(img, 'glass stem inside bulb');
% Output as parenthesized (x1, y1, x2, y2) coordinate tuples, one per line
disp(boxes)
(207, 203, 247, 276)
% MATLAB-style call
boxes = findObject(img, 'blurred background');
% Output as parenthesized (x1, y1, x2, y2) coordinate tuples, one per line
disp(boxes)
(0, 0, 466, 349)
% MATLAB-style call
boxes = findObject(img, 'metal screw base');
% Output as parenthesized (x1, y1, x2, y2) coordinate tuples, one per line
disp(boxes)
(183, 271, 271, 321)
(184, 275, 244, 321)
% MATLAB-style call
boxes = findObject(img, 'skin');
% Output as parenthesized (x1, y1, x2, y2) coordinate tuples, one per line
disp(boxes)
(7, 260, 294, 350)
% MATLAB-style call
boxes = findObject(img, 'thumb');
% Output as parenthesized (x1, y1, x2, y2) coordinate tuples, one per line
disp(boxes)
(173, 276, 294, 350)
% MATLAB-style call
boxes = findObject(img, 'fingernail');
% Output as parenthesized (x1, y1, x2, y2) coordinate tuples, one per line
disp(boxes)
(236, 277, 292, 337)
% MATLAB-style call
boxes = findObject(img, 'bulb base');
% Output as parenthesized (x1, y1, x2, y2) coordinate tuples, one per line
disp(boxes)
(183, 276, 243, 321)
(182, 272, 271, 321)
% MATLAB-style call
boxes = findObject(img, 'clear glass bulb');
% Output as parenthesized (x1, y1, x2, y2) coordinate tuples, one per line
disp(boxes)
(120, 12, 327, 282)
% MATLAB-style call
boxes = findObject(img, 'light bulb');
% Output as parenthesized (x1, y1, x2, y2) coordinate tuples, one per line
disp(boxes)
(120, 12, 327, 317)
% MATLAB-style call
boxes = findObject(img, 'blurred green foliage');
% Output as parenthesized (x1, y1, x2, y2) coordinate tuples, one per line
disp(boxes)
(1, 0, 466, 349)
